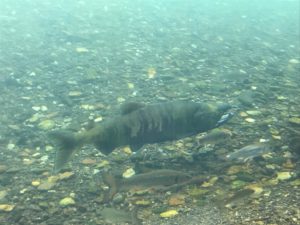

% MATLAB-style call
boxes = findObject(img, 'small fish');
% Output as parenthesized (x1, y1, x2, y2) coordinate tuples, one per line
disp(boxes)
(226, 144, 272, 162)
(197, 128, 232, 145)
(103, 169, 207, 200)
(120, 169, 191, 190)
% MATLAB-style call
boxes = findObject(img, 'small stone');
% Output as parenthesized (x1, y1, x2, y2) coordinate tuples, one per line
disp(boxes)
(127, 83, 134, 89)
(45, 145, 54, 152)
(0, 165, 8, 173)
(37, 180, 56, 191)
(276, 171, 293, 181)
(94, 117, 103, 122)
(290, 179, 300, 186)
(239, 112, 248, 117)
(96, 160, 110, 168)
(245, 118, 255, 123)
(31, 180, 41, 186)
(168, 195, 185, 206)
(265, 164, 276, 170)
(58, 171, 74, 180)
(59, 197, 75, 206)
(68, 91, 82, 97)
(227, 165, 244, 175)
(32, 106, 41, 111)
(288, 117, 300, 125)
(277, 96, 288, 100)
(76, 47, 89, 53)
(20, 188, 28, 194)
(134, 199, 151, 206)
(201, 176, 218, 187)
(40, 155, 49, 162)
(160, 209, 178, 218)
(81, 158, 96, 165)
(38, 119, 55, 130)
(122, 168, 135, 178)
(272, 135, 281, 140)
(28, 113, 41, 122)
(245, 184, 263, 195)
(0, 190, 8, 200)
(288, 58, 300, 64)
(245, 110, 261, 116)
(282, 159, 295, 169)
(40, 106, 48, 111)
(117, 97, 126, 103)
(0, 204, 15, 212)
(80, 104, 95, 110)
(122, 146, 132, 155)
(7, 143, 15, 150)
(147, 67, 156, 79)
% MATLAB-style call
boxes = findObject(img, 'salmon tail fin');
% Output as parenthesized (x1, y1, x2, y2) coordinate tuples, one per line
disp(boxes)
(49, 130, 80, 173)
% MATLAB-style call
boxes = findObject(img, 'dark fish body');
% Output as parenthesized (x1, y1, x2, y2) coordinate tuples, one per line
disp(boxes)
(51, 101, 230, 172)
(226, 143, 271, 162)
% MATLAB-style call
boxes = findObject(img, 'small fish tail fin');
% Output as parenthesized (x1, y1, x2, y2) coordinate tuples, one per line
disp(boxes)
(50, 131, 81, 173)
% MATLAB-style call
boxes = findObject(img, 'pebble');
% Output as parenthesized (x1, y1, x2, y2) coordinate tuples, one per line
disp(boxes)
(80, 104, 95, 110)
(239, 112, 248, 117)
(0, 165, 8, 173)
(40, 106, 48, 111)
(96, 160, 110, 168)
(201, 176, 218, 187)
(0, 190, 8, 200)
(277, 96, 288, 100)
(38, 119, 55, 130)
(122, 168, 135, 178)
(168, 194, 185, 206)
(147, 67, 156, 79)
(288, 58, 300, 64)
(40, 155, 49, 162)
(32, 106, 41, 111)
(245, 184, 263, 195)
(37, 180, 56, 191)
(276, 171, 293, 181)
(81, 158, 96, 165)
(160, 209, 179, 218)
(245, 110, 261, 116)
(127, 83, 135, 89)
(59, 197, 75, 206)
(122, 146, 132, 155)
(7, 143, 15, 150)
(0, 204, 15, 212)
(94, 117, 103, 122)
(288, 117, 300, 125)
(31, 180, 41, 186)
(117, 97, 126, 102)
(76, 47, 89, 53)
(58, 171, 74, 180)
(245, 118, 255, 123)
(68, 91, 83, 97)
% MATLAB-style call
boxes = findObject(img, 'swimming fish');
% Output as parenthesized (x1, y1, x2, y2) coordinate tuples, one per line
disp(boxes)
(197, 128, 232, 145)
(226, 143, 272, 162)
(102, 169, 207, 200)
(51, 101, 231, 172)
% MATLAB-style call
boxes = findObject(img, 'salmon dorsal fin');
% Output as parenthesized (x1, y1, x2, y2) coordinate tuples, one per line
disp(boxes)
(120, 102, 145, 115)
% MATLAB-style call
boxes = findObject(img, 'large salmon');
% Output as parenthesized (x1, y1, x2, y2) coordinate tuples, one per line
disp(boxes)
(51, 101, 231, 172)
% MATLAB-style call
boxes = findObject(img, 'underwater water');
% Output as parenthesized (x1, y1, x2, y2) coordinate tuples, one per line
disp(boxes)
(0, 0, 299, 224)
